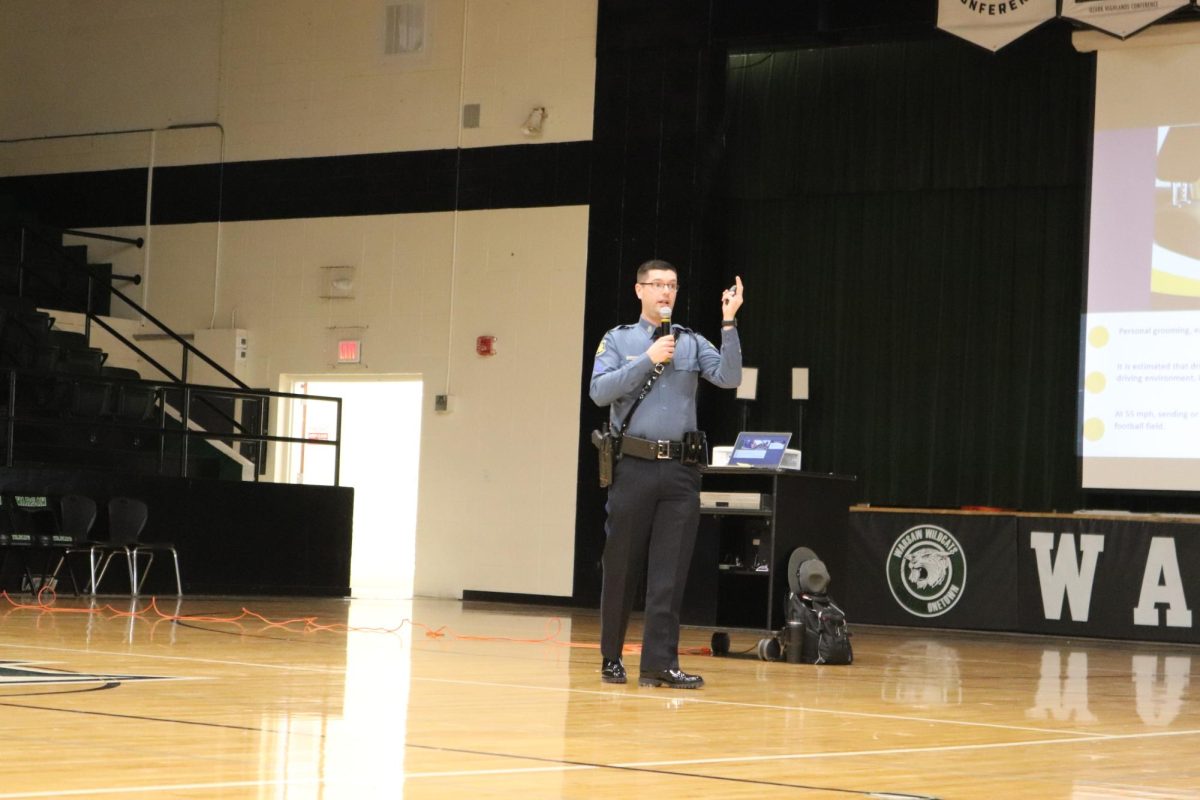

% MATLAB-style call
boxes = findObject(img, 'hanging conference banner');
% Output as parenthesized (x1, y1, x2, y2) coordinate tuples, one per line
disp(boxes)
(937, 0, 1057, 52)
(1060, 0, 1190, 39)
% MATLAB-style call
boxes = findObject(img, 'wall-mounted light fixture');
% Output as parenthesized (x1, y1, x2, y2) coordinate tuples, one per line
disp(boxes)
(320, 265, 356, 299)
(521, 106, 547, 137)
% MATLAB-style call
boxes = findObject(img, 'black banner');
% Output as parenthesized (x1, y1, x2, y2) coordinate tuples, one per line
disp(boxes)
(849, 509, 1200, 644)
(1018, 517, 1199, 643)
(847, 511, 1018, 630)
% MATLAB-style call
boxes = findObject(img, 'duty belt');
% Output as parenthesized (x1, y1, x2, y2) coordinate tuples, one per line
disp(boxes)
(621, 435, 684, 460)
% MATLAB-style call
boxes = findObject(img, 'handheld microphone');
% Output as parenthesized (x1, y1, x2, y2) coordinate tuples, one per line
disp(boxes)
(658, 306, 673, 365)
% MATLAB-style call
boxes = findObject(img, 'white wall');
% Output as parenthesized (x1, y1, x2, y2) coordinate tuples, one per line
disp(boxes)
(0, 0, 598, 600)
(0, 0, 221, 143)
(217, 0, 596, 160)
(1, 0, 595, 167)
(419, 206, 588, 596)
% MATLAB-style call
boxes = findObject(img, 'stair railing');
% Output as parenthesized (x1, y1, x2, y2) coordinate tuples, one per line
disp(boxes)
(3, 223, 344, 484)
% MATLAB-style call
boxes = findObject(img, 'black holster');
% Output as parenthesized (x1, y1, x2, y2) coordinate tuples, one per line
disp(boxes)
(591, 423, 620, 488)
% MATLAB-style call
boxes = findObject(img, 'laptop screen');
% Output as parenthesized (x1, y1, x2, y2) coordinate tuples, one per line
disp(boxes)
(727, 432, 793, 468)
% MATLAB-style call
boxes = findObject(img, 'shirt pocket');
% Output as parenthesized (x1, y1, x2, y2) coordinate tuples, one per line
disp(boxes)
(672, 346, 700, 373)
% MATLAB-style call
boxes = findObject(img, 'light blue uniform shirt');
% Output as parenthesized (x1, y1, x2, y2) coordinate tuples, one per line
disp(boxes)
(590, 317, 742, 441)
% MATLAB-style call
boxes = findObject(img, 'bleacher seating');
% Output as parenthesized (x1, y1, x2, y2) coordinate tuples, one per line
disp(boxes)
(0, 226, 163, 472)
(0, 223, 250, 480)
(102, 366, 159, 422)
(0, 295, 56, 371)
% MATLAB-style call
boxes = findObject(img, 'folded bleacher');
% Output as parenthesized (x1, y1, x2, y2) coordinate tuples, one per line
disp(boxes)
(0, 227, 162, 472)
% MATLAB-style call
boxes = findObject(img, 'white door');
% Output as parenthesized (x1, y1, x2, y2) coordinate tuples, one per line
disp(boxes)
(282, 376, 422, 598)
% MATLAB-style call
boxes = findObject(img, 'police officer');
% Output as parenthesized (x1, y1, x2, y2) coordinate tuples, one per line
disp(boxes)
(589, 259, 743, 688)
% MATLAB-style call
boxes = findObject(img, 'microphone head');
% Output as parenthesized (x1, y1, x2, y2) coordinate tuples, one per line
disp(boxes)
(658, 306, 672, 322)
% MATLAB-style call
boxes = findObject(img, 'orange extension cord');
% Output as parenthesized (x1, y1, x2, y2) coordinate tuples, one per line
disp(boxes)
(1, 589, 715, 656)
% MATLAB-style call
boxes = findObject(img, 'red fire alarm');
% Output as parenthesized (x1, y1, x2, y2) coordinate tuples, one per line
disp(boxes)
(476, 335, 497, 356)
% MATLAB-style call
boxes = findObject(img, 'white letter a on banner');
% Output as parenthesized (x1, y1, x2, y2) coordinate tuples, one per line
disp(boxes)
(1133, 537, 1193, 628)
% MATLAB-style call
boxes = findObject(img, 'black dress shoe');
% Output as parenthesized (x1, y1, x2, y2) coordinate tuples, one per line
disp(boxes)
(601, 658, 627, 684)
(638, 668, 704, 689)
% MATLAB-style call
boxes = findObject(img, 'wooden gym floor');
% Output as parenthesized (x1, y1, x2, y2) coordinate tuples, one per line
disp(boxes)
(1, 594, 1198, 799)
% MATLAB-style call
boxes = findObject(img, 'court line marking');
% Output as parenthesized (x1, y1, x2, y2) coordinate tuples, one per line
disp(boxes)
(613, 726, 1200, 768)
(1, 640, 1195, 799)
(0, 750, 933, 799)
(411, 675, 1116, 738)
(0, 687, 937, 799)
(0, 642, 343, 674)
(0, 640, 1144, 740)
(0, 769, 599, 800)
(13, 726, 1197, 800)
(0, 697, 295, 736)
(0, 779, 343, 799)
(403, 742, 939, 798)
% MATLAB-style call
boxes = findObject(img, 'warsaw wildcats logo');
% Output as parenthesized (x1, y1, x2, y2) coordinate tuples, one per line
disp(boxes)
(887, 524, 967, 617)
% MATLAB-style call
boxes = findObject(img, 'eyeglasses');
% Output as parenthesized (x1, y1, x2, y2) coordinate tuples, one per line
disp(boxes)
(638, 282, 680, 292)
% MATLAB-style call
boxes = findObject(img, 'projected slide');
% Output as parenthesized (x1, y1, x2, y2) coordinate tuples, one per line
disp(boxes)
(1082, 124, 1200, 491)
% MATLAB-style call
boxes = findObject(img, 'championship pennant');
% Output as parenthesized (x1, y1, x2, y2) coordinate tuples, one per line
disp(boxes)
(1060, 0, 1191, 39)
(937, 0, 1058, 52)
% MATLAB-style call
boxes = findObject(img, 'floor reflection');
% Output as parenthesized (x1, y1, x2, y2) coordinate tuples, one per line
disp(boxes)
(1028, 649, 1098, 723)
(881, 640, 963, 706)
(254, 599, 414, 799)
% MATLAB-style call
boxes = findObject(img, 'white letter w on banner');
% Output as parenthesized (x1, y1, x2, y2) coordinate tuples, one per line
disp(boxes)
(1030, 532, 1105, 622)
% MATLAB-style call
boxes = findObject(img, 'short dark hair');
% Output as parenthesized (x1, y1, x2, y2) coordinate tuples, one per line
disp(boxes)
(637, 259, 677, 281)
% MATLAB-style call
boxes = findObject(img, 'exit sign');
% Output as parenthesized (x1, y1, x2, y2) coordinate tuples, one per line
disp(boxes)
(337, 339, 362, 363)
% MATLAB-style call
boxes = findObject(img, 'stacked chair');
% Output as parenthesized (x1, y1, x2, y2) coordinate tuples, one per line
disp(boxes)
(0, 460, 179, 599)
(57, 496, 181, 596)
(0, 493, 83, 595)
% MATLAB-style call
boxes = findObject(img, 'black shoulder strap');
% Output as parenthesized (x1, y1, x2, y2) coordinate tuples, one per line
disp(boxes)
(614, 362, 666, 437)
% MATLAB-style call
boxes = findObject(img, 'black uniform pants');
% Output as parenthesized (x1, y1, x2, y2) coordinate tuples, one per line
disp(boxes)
(600, 455, 701, 672)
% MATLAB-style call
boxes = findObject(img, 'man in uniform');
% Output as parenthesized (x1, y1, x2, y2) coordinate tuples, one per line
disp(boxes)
(589, 259, 743, 688)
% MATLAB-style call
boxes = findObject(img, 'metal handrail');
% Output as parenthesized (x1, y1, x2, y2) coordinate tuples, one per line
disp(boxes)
(88, 315, 179, 382)
(107, 278, 247, 390)
(20, 225, 254, 440)
(2, 223, 343, 484)
(0, 368, 344, 484)
(87, 314, 250, 439)
(57, 227, 145, 248)
(19, 224, 248, 391)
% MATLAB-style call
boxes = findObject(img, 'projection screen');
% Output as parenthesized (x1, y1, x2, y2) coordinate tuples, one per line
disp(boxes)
(1080, 24, 1200, 493)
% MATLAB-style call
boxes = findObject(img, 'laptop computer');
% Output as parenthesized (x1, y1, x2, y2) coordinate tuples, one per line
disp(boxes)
(726, 431, 793, 469)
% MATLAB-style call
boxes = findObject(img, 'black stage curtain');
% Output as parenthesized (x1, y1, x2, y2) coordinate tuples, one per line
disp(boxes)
(719, 36, 1095, 511)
